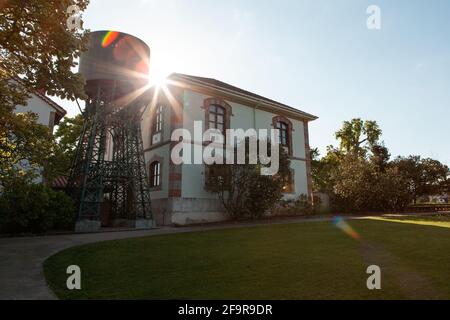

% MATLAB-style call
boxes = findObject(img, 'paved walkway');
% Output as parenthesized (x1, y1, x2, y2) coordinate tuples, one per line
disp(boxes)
(0, 216, 337, 300)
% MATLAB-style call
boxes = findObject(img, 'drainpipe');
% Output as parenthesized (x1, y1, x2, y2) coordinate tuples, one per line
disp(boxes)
(253, 103, 261, 129)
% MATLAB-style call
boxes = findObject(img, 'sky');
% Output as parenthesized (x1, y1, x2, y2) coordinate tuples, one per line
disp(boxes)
(57, 0, 450, 164)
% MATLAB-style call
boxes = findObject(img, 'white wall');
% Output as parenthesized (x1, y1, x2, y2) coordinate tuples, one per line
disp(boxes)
(180, 89, 309, 200)
(141, 99, 172, 200)
(180, 90, 211, 199)
(12, 94, 60, 184)
(141, 100, 172, 150)
(14, 94, 54, 129)
(144, 144, 170, 199)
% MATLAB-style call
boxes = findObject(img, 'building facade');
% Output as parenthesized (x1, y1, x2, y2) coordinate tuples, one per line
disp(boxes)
(14, 89, 66, 131)
(13, 88, 67, 184)
(142, 73, 317, 226)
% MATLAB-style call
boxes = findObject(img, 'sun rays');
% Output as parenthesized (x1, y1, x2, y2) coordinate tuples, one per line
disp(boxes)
(94, 30, 180, 113)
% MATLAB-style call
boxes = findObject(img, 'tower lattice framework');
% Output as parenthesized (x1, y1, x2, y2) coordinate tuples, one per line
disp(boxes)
(68, 83, 152, 228)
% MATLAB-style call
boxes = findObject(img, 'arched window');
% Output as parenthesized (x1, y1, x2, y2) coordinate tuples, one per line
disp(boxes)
(149, 161, 161, 188)
(203, 98, 232, 190)
(282, 170, 295, 193)
(203, 98, 232, 134)
(208, 104, 225, 133)
(205, 165, 230, 190)
(272, 116, 293, 156)
(153, 105, 163, 133)
(276, 121, 289, 147)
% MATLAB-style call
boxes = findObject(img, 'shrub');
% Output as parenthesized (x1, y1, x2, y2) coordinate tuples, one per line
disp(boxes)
(276, 194, 314, 216)
(245, 174, 285, 219)
(332, 156, 412, 213)
(47, 188, 76, 230)
(0, 181, 75, 234)
(207, 139, 291, 220)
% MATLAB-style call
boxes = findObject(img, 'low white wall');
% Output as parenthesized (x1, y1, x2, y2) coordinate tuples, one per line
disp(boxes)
(172, 211, 227, 226)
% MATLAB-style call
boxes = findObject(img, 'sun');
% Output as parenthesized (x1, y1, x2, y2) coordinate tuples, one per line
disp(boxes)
(148, 56, 173, 87)
(148, 70, 169, 87)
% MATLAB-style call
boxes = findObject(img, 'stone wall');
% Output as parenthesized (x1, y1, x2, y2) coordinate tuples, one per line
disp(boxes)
(151, 197, 226, 226)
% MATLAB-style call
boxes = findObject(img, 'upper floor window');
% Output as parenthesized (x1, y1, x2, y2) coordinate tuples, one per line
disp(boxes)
(272, 116, 293, 156)
(204, 98, 232, 136)
(149, 161, 161, 188)
(276, 121, 289, 147)
(153, 105, 163, 133)
(208, 104, 225, 133)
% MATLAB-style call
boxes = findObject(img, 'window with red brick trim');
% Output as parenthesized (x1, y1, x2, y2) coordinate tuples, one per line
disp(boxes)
(208, 104, 226, 134)
(282, 170, 295, 193)
(276, 121, 289, 147)
(205, 165, 230, 190)
(203, 98, 232, 133)
(153, 105, 163, 133)
(272, 116, 293, 156)
(149, 161, 161, 188)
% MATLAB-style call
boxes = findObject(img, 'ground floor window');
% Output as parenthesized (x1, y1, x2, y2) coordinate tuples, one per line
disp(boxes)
(150, 161, 161, 188)
(283, 170, 295, 193)
(205, 165, 230, 190)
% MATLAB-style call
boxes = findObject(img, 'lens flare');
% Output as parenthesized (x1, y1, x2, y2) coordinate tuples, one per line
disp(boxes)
(333, 216, 360, 240)
(102, 31, 120, 48)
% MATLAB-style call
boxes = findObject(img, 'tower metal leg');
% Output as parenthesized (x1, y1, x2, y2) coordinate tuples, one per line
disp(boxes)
(67, 86, 153, 232)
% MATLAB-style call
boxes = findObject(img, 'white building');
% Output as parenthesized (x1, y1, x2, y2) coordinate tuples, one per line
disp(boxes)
(14, 89, 67, 130)
(142, 73, 317, 226)
(13, 88, 67, 183)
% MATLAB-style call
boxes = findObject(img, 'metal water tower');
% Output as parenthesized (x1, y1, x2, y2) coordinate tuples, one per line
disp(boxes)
(68, 31, 153, 232)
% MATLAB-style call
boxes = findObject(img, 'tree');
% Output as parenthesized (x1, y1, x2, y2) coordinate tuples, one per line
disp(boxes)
(52, 114, 84, 174)
(420, 158, 449, 196)
(311, 118, 383, 192)
(55, 114, 84, 157)
(0, 0, 89, 107)
(0, 112, 57, 185)
(312, 118, 449, 212)
(392, 156, 449, 203)
(207, 139, 290, 220)
(333, 155, 411, 212)
(335, 118, 382, 157)
(370, 144, 391, 171)
(0, 0, 89, 185)
(312, 119, 413, 212)
(310, 146, 341, 192)
(312, 119, 386, 192)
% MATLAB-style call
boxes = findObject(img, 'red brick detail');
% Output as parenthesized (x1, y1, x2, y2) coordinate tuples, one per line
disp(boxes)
(169, 86, 184, 132)
(168, 89, 184, 199)
(272, 115, 294, 157)
(169, 173, 182, 181)
(303, 120, 314, 204)
(171, 114, 183, 125)
(168, 189, 181, 198)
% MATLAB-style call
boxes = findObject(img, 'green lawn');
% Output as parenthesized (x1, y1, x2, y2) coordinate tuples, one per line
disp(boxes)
(44, 219, 450, 300)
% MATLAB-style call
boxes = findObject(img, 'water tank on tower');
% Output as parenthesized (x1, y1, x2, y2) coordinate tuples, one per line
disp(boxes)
(79, 30, 151, 101)
(69, 30, 154, 232)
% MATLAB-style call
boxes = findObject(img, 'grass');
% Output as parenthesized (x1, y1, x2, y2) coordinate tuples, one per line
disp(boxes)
(44, 219, 450, 300)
